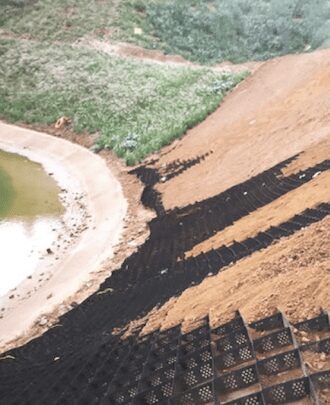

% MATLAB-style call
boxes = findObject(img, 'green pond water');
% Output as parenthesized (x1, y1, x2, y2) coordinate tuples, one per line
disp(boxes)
(0, 149, 64, 297)
(0, 149, 64, 218)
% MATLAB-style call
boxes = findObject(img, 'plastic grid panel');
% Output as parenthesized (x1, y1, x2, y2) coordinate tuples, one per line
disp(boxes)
(262, 377, 310, 404)
(147, 347, 179, 367)
(170, 380, 218, 405)
(216, 328, 250, 353)
(108, 381, 141, 404)
(152, 339, 181, 357)
(135, 380, 174, 404)
(257, 349, 300, 376)
(216, 364, 259, 394)
(179, 336, 211, 357)
(181, 325, 210, 345)
(293, 312, 329, 333)
(249, 313, 285, 332)
(176, 346, 213, 373)
(225, 392, 265, 405)
(140, 364, 176, 391)
(157, 326, 182, 342)
(174, 361, 214, 394)
(253, 328, 293, 354)
(212, 315, 245, 337)
(300, 338, 330, 354)
(310, 369, 330, 390)
(214, 342, 255, 372)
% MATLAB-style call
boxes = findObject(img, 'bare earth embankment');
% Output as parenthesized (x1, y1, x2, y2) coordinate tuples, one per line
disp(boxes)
(153, 49, 330, 210)
(1, 48, 329, 351)
(124, 48, 330, 335)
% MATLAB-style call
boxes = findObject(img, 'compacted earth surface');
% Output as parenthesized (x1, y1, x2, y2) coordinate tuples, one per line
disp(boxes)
(0, 48, 329, 404)
(127, 48, 330, 332)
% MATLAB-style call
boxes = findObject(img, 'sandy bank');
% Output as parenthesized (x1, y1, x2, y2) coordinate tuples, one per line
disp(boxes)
(0, 122, 127, 349)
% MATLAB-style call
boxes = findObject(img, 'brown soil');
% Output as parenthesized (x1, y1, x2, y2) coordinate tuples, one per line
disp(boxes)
(256, 345, 298, 361)
(303, 351, 330, 373)
(293, 329, 330, 346)
(282, 138, 330, 176)
(75, 38, 262, 74)
(1, 46, 329, 366)
(290, 399, 313, 405)
(218, 384, 261, 403)
(139, 216, 329, 336)
(152, 49, 330, 211)
(319, 389, 330, 405)
(259, 367, 303, 387)
(186, 167, 329, 258)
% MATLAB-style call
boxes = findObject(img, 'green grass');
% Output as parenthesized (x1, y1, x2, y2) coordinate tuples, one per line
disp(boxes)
(0, 39, 247, 165)
(139, 0, 330, 64)
(3, 0, 329, 65)
(0, 0, 119, 41)
(2, 0, 327, 164)
(0, 0, 330, 64)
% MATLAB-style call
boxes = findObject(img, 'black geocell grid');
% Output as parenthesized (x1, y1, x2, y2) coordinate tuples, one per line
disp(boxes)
(104, 311, 329, 405)
(0, 155, 329, 404)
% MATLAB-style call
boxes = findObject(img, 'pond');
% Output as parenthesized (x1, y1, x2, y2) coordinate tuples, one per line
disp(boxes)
(0, 149, 64, 296)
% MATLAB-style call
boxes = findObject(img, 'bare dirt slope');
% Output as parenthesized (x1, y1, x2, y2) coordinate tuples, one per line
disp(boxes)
(152, 49, 330, 210)
(186, 141, 329, 258)
(123, 49, 330, 337)
(140, 216, 330, 335)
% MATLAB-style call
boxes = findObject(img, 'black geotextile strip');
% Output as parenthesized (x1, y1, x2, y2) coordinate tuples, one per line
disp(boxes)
(130, 152, 212, 188)
(1, 172, 329, 369)
(0, 155, 329, 403)
(95, 311, 329, 405)
(1, 203, 328, 405)
(132, 158, 329, 267)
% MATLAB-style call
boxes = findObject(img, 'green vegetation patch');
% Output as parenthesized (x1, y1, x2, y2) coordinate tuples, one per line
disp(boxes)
(0, 39, 247, 164)
(0, 0, 118, 41)
(125, 0, 330, 64)
(2, 0, 328, 64)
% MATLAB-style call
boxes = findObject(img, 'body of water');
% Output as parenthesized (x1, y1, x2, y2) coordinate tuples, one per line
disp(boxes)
(0, 149, 64, 296)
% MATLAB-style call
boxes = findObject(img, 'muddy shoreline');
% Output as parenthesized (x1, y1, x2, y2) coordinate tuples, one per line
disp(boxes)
(0, 122, 128, 352)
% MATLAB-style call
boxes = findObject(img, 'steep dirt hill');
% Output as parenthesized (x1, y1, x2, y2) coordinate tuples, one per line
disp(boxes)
(151, 49, 330, 210)
(123, 48, 330, 336)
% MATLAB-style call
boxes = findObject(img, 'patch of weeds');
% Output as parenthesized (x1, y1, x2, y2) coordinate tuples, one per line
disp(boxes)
(0, 39, 247, 165)
(121, 0, 330, 64)
(0, 0, 119, 41)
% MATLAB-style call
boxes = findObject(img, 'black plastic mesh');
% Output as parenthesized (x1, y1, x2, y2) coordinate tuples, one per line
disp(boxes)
(214, 342, 255, 371)
(311, 369, 330, 390)
(215, 328, 251, 353)
(212, 313, 245, 337)
(249, 313, 285, 332)
(262, 377, 310, 404)
(0, 154, 329, 405)
(293, 311, 329, 333)
(174, 361, 214, 394)
(300, 338, 330, 354)
(225, 392, 264, 405)
(171, 380, 218, 405)
(253, 328, 293, 354)
(257, 349, 301, 376)
(217, 364, 259, 393)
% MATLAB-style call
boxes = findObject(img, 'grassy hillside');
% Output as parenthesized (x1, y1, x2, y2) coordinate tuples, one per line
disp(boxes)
(139, 0, 330, 64)
(0, 39, 246, 164)
(1, 0, 329, 64)
(2, 0, 326, 163)
(0, 0, 119, 41)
